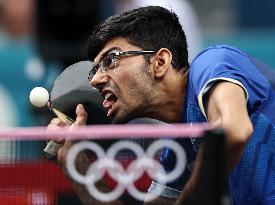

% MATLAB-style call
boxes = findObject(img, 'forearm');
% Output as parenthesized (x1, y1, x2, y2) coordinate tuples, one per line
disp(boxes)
(224, 137, 246, 174)
(206, 82, 253, 173)
(63, 150, 125, 205)
(175, 130, 227, 205)
(174, 147, 204, 205)
(70, 178, 125, 205)
(217, 120, 253, 174)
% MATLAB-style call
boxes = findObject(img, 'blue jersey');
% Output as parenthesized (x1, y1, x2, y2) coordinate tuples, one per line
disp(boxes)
(160, 45, 275, 205)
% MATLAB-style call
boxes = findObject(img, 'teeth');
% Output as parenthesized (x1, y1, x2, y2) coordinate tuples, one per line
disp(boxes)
(104, 92, 112, 100)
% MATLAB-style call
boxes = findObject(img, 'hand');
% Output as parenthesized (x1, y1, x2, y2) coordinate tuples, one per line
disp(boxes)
(45, 115, 68, 159)
(56, 104, 88, 166)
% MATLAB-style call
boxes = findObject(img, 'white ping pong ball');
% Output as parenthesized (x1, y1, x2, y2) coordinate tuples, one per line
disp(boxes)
(29, 87, 49, 107)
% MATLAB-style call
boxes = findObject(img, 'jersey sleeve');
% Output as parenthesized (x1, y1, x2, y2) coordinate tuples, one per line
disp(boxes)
(189, 45, 271, 118)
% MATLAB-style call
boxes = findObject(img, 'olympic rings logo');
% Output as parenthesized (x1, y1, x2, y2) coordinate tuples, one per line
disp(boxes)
(66, 139, 186, 202)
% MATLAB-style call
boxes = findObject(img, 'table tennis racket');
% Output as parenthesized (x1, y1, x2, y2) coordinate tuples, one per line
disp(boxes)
(44, 60, 110, 159)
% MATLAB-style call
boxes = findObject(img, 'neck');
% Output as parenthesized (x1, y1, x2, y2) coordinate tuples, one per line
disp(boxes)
(147, 69, 188, 123)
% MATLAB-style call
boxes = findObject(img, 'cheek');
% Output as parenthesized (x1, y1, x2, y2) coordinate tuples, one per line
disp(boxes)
(115, 77, 143, 106)
(112, 62, 152, 103)
(124, 79, 151, 107)
(122, 80, 142, 101)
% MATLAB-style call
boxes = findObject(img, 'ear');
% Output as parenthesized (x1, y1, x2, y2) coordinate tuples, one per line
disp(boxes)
(151, 48, 173, 78)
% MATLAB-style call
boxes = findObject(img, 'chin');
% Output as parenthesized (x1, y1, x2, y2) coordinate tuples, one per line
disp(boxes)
(111, 113, 136, 125)
(111, 118, 128, 124)
(110, 115, 127, 124)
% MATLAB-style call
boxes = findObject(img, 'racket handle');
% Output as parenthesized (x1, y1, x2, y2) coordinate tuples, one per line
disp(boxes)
(43, 141, 63, 159)
(43, 107, 75, 159)
(51, 108, 75, 125)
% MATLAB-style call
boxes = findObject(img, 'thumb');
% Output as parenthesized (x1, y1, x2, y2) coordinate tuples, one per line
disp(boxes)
(73, 104, 88, 126)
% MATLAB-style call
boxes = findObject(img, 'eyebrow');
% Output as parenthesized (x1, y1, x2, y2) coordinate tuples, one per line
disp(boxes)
(95, 47, 122, 65)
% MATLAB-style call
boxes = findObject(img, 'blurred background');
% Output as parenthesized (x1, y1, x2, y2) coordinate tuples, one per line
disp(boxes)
(0, 0, 274, 204)
(1, 0, 275, 128)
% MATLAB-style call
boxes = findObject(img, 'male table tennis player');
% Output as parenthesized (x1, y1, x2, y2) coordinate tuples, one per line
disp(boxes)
(48, 6, 275, 205)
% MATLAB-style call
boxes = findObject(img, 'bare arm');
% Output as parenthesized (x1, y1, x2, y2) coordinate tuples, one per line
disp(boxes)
(205, 81, 253, 172)
(176, 81, 253, 205)
(49, 104, 126, 205)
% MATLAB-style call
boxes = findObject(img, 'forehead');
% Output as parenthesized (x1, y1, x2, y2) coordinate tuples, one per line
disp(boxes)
(93, 37, 141, 63)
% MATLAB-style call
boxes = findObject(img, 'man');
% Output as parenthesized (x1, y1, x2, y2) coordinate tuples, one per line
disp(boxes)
(49, 6, 275, 205)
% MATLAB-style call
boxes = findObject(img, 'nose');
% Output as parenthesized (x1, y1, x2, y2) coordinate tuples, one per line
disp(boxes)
(90, 71, 109, 90)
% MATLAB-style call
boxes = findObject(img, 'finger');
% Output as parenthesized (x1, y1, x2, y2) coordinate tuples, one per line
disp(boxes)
(47, 123, 60, 130)
(47, 118, 67, 143)
(50, 118, 67, 126)
(46, 133, 64, 144)
(57, 140, 73, 165)
(73, 104, 88, 126)
(47, 101, 52, 109)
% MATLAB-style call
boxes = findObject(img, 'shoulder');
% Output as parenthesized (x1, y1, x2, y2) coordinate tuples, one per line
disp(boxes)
(188, 44, 261, 79)
(191, 45, 248, 66)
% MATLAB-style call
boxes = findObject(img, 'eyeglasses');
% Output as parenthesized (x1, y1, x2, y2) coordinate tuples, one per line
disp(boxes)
(88, 50, 156, 80)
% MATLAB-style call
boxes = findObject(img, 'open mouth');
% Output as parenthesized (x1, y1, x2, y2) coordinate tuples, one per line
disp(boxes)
(102, 91, 118, 117)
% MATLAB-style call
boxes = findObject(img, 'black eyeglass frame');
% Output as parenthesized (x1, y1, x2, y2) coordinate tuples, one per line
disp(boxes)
(88, 50, 176, 80)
